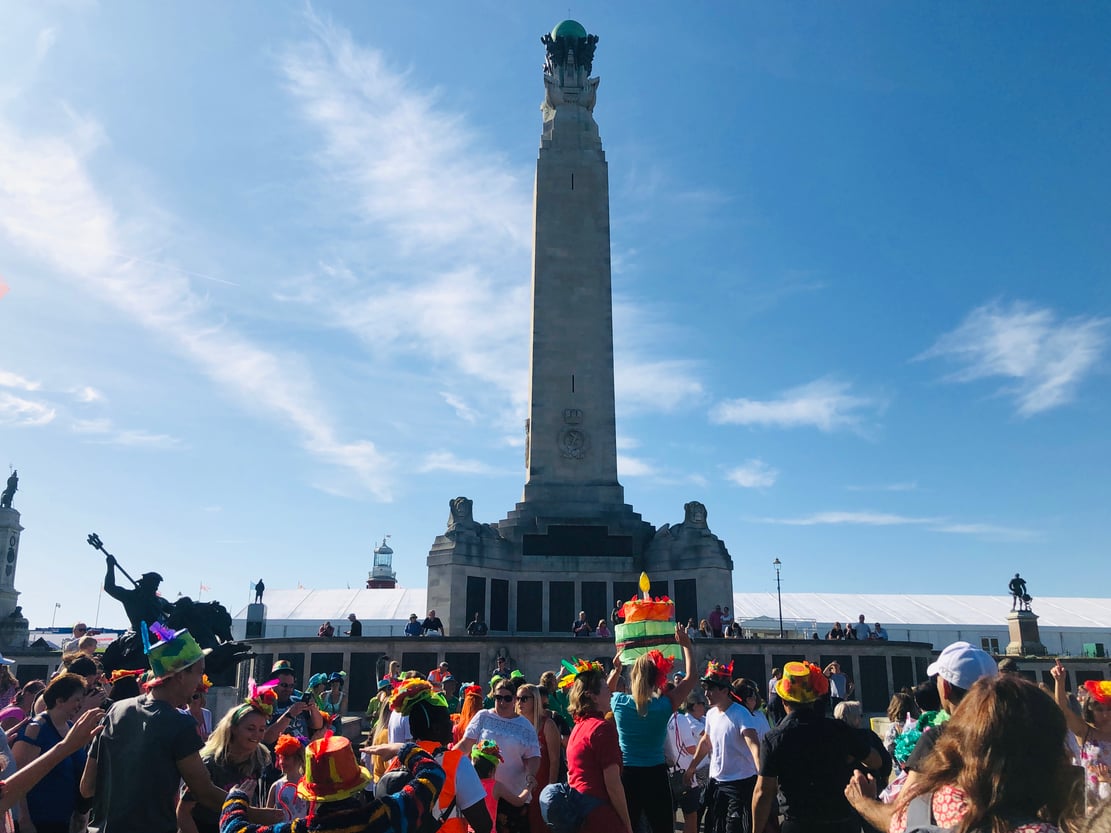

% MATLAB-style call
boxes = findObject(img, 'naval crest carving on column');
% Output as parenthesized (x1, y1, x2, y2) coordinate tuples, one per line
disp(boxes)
(558, 427, 589, 459)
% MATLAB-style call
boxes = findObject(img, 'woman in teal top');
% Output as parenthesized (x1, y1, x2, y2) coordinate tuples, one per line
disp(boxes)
(608, 625, 695, 833)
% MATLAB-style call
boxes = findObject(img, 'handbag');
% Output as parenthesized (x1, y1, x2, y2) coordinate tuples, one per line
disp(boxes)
(669, 767, 687, 801)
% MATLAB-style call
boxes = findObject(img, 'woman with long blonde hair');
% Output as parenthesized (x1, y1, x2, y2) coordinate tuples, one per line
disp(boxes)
(609, 626, 695, 833)
(177, 685, 274, 833)
(516, 683, 560, 833)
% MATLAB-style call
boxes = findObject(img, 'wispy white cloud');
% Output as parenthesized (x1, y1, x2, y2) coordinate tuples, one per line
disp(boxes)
(278, 13, 703, 433)
(71, 386, 104, 404)
(0, 392, 55, 426)
(710, 378, 883, 433)
(919, 300, 1108, 415)
(0, 371, 41, 391)
(617, 453, 657, 478)
(71, 418, 183, 449)
(440, 392, 478, 424)
(34, 27, 57, 63)
(0, 115, 392, 497)
(757, 511, 935, 527)
(417, 451, 499, 475)
(752, 510, 1038, 541)
(931, 522, 1038, 542)
(726, 458, 778, 489)
(846, 481, 918, 492)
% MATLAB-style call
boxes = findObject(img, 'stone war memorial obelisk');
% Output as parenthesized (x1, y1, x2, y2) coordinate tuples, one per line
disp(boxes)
(427, 21, 733, 635)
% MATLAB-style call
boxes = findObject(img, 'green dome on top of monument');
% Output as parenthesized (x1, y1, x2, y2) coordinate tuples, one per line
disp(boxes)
(551, 19, 588, 39)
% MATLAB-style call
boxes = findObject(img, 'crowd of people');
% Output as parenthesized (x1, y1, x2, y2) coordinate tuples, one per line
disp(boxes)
(0, 625, 1108, 833)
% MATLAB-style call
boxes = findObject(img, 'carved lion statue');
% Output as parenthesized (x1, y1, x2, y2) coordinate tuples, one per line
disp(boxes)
(448, 496, 475, 530)
(683, 501, 708, 529)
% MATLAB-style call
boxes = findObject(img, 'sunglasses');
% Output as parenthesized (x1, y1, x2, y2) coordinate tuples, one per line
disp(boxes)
(192, 693, 203, 700)
(516, 695, 534, 702)
(494, 694, 515, 703)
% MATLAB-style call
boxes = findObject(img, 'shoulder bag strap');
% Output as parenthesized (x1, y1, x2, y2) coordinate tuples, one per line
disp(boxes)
(904, 793, 935, 829)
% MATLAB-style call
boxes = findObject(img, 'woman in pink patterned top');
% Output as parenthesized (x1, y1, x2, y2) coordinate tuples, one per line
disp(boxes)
(1051, 659, 1111, 814)
(887, 675, 1077, 833)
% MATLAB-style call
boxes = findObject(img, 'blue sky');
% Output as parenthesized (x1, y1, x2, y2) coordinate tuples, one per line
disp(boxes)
(2, 2, 1109, 631)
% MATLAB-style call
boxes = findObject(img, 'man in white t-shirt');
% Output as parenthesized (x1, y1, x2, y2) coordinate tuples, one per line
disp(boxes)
(684, 661, 763, 833)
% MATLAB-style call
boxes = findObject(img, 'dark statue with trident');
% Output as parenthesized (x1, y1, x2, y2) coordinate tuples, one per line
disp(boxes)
(88, 533, 253, 684)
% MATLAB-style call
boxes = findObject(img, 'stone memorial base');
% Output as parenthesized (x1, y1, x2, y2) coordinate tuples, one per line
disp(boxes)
(427, 497, 733, 636)
(1006, 610, 1047, 656)
(245, 603, 267, 639)
(0, 614, 28, 651)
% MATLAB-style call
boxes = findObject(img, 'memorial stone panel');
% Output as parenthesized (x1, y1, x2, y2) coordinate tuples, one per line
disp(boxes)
(517, 581, 543, 632)
(491, 579, 509, 632)
(859, 655, 889, 712)
(731, 654, 767, 695)
(550, 581, 575, 634)
(445, 652, 481, 686)
(582, 581, 607, 625)
(309, 652, 343, 677)
(891, 655, 914, 693)
(914, 657, 929, 684)
(349, 652, 377, 713)
(613, 581, 638, 609)
(401, 652, 439, 677)
(466, 576, 486, 625)
(674, 579, 698, 628)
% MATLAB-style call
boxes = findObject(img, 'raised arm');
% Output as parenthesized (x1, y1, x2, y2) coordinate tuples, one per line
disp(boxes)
(1050, 659, 1089, 740)
(666, 625, 696, 710)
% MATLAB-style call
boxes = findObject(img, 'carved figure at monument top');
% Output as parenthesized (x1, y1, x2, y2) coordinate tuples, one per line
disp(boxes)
(0, 470, 17, 509)
(541, 19, 600, 119)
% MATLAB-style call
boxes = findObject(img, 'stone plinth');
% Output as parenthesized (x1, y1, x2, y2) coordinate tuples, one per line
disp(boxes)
(245, 603, 266, 639)
(1006, 610, 1047, 656)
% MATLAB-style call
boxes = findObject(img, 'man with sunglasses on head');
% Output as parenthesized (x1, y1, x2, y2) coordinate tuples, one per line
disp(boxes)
(683, 662, 763, 833)
(262, 660, 323, 746)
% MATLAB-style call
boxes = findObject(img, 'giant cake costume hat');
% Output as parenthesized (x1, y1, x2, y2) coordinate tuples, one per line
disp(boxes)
(298, 734, 373, 803)
(142, 621, 209, 680)
(614, 572, 681, 664)
(775, 661, 830, 704)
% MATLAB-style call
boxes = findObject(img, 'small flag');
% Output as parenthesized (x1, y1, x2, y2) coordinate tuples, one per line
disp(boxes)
(200, 583, 210, 592)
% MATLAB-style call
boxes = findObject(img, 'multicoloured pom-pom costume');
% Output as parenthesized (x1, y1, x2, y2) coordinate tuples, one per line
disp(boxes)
(219, 743, 445, 833)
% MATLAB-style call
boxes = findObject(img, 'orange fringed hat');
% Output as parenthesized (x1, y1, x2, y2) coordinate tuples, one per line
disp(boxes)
(1084, 679, 1111, 705)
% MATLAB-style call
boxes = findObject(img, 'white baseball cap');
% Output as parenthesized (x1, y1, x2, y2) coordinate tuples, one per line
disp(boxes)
(0, 652, 14, 666)
(927, 641, 997, 690)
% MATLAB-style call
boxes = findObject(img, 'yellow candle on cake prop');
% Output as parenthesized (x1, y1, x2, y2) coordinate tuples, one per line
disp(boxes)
(615, 572, 681, 664)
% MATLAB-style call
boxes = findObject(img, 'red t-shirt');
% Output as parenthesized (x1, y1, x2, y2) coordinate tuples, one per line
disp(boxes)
(567, 713, 622, 801)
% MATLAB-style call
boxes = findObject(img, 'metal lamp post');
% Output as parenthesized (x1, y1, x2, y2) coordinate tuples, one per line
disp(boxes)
(51, 602, 61, 628)
(773, 558, 783, 638)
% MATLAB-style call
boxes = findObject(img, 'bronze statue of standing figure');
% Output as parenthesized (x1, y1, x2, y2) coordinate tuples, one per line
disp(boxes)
(0, 470, 17, 509)
(1009, 572, 1032, 611)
